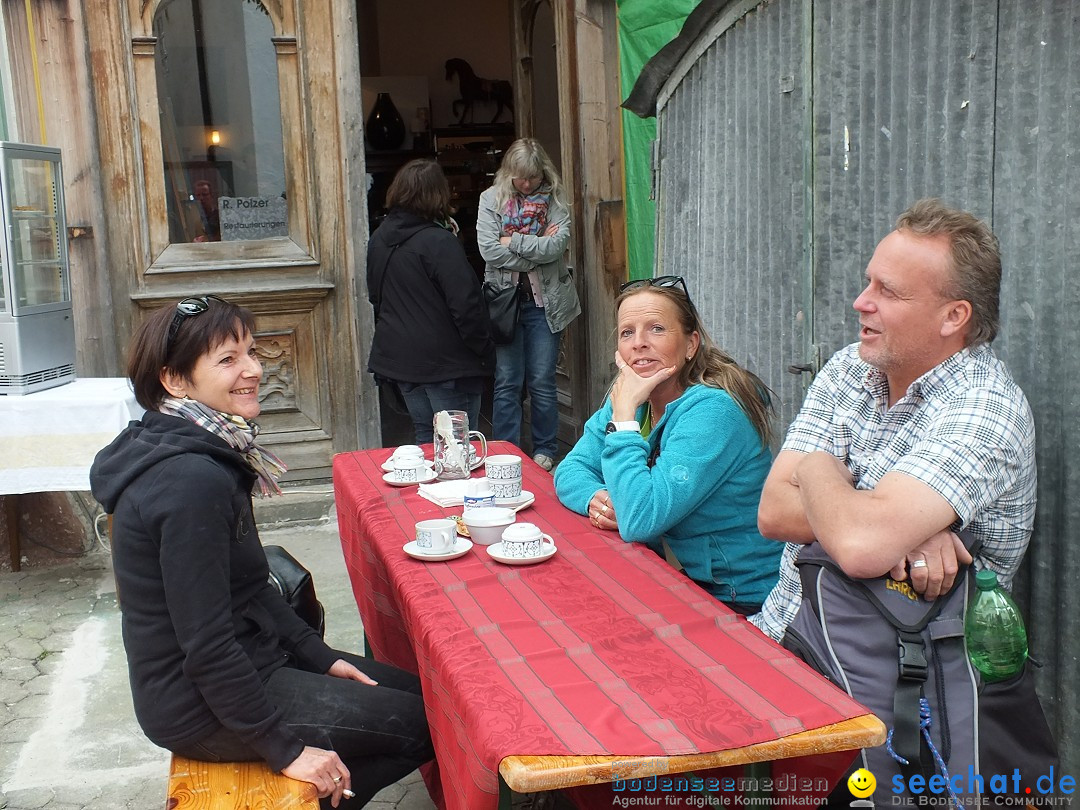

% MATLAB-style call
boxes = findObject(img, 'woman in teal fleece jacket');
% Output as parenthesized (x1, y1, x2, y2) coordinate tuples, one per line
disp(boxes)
(554, 278, 781, 612)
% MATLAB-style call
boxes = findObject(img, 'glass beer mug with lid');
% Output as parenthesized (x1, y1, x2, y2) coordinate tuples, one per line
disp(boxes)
(433, 410, 487, 479)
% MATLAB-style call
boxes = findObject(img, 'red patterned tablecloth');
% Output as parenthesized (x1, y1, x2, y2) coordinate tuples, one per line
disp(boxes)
(333, 444, 871, 810)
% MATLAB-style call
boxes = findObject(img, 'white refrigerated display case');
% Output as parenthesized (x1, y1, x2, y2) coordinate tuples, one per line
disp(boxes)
(0, 142, 75, 395)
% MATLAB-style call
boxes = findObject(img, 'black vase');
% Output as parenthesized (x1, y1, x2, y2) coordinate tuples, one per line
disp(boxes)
(366, 92, 406, 150)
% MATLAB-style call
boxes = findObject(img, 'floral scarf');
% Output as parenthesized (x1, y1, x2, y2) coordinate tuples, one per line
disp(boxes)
(159, 396, 287, 497)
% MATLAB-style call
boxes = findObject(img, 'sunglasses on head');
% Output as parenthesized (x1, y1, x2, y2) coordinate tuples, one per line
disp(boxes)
(619, 275, 691, 301)
(166, 295, 228, 354)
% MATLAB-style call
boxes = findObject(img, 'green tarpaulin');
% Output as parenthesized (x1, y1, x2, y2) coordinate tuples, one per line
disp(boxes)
(617, 0, 701, 279)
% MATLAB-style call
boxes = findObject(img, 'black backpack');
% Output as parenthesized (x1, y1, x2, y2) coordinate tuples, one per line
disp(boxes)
(782, 534, 1057, 807)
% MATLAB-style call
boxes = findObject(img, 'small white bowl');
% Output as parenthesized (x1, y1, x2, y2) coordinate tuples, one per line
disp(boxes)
(462, 506, 516, 546)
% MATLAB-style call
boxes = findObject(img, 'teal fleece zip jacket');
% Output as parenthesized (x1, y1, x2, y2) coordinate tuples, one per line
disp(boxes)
(554, 384, 781, 606)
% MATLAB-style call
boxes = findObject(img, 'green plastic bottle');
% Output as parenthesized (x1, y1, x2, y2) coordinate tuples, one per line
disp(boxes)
(965, 569, 1028, 682)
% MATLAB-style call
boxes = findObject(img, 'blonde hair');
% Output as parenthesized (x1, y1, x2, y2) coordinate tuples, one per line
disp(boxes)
(492, 138, 567, 211)
(614, 285, 774, 446)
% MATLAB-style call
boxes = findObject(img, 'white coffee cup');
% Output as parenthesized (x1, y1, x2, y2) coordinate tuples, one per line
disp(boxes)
(500, 522, 554, 559)
(393, 445, 425, 462)
(491, 477, 523, 501)
(393, 457, 426, 482)
(415, 518, 456, 553)
(486, 454, 523, 481)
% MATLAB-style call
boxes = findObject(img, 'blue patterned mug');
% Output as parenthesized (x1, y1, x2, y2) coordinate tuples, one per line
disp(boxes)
(500, 522, 554, 559)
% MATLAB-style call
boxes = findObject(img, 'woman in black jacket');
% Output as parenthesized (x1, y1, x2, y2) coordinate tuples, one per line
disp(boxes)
(367, 159, 494, 441)
(90, 296, 433, 808)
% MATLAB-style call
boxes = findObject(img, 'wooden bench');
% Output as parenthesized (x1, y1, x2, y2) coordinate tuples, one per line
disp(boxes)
(167, 754, 318, 809)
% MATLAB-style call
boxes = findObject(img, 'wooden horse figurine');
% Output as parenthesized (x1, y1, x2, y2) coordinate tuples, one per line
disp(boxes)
(445, 58, 514, 125)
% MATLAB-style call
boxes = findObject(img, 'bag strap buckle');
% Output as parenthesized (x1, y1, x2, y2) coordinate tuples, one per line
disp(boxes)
(897, 631, 928, 681)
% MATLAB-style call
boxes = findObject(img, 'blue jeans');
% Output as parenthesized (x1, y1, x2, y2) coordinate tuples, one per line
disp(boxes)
(492, 301, 562, 457)
(398, 380, 482, 443)
(169, 651, 433, 809)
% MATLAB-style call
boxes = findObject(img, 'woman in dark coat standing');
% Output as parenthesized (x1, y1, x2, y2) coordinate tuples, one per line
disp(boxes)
(367, 159, 494, 441)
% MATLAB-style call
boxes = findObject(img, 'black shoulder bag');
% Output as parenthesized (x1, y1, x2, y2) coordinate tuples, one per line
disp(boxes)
(265, 545, 325, 638)
(483, 274, 526, 345)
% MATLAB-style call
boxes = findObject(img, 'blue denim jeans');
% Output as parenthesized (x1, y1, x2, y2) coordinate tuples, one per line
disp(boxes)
(169, 651, 433, 808)
(398, 380, 482, 443)
(492, 301, 562, 457)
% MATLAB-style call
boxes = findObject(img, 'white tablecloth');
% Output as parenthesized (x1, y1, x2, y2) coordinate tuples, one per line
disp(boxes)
(0, 378, 144, 494)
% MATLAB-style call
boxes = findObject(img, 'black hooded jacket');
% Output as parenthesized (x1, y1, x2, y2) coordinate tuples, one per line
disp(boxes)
(366, 209, 494, 383)
(89, 412, 337, 771)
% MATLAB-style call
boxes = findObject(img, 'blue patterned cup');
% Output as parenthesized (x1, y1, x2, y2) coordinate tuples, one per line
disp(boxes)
(486, 454, 522, 481)
(415, 519, 456, 553)
(500, 522, 553, 559)
(393, 458, 425, 482)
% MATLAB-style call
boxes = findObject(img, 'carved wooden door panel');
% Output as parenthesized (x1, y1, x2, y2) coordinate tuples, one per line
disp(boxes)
(89, 0, 373, 478)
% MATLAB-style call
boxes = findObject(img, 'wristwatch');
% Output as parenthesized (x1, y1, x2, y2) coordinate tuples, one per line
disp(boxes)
(605, 420, 640, 434)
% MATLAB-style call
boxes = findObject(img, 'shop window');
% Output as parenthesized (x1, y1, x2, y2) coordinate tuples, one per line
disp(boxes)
(152, 0, 287, 244)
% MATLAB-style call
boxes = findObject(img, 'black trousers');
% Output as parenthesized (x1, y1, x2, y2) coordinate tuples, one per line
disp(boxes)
(170, 650, 434, 808)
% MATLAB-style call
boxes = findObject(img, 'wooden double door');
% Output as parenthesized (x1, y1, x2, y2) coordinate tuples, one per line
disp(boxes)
(78, 0, 374, 479)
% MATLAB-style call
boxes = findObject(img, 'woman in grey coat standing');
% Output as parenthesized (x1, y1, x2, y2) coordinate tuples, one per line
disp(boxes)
(476, 138, 581, 470)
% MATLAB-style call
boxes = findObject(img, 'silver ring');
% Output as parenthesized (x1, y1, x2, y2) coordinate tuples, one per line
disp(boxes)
(601, 503, 609, 514)
(333, 776, 341, 783)
(910, 559, 928, 569)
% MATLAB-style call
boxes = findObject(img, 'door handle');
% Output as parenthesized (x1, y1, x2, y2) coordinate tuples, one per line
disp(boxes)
(787, 363, 813, 375)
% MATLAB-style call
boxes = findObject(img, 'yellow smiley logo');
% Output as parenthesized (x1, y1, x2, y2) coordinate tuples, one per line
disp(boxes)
(847, 768, 876, 798)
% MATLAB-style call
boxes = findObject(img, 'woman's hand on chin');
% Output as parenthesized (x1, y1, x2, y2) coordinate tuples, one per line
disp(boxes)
(283, 746, 351, 805)
(327, 658, 378, 685)
(610, 351, 676, 419)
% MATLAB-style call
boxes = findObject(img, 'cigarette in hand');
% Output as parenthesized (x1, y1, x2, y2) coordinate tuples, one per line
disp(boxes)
(342, 788, 356, 799)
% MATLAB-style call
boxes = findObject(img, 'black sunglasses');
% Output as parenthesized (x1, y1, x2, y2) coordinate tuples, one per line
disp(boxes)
(619, 275, 692, 302)
(166, 295, 227, 354)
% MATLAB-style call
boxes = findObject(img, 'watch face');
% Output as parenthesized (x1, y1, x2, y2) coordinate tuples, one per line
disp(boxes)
(605, 422, 617, 434)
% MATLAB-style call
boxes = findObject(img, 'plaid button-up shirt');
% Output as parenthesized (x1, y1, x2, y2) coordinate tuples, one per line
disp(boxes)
(752, 342, 1037, 642)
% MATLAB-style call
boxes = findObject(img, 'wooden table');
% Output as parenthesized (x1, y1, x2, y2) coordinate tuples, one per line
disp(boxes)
(0, 378, 142, 570)
(333, 444, 885, 809)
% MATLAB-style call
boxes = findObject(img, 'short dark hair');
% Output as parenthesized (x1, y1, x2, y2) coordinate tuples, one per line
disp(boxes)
(127, 296, 256, 411)
(896, 198, 1001, 345)
(385, 159, 451, 222)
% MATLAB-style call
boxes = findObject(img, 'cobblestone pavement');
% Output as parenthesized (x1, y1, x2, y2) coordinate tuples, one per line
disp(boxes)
(0, 520, 440, 810)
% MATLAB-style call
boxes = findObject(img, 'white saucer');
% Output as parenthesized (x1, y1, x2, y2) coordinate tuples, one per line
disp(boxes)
(494, 490, 535, 511)
(403, 538, 473, 561)
(382, 468, 437, 487)
(486, 537, 556, 565)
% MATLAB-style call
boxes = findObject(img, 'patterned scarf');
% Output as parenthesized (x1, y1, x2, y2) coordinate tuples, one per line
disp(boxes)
(501, 187, 550, 236)
(159, 396, 287, 497)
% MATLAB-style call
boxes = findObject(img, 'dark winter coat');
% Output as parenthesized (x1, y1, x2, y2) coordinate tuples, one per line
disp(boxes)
(366, 209, 494, 383)
(89, 412, 337, 771)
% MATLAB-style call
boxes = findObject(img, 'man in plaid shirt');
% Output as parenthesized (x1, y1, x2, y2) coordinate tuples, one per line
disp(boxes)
(751, 199, 1037, 642)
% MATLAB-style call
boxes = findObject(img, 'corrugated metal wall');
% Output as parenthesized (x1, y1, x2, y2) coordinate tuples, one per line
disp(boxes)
(654, 0, 1077, 771)
(810, 0, 998, 356)
(656, 0, 812, 435)
(992, 0, 1080, 768)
